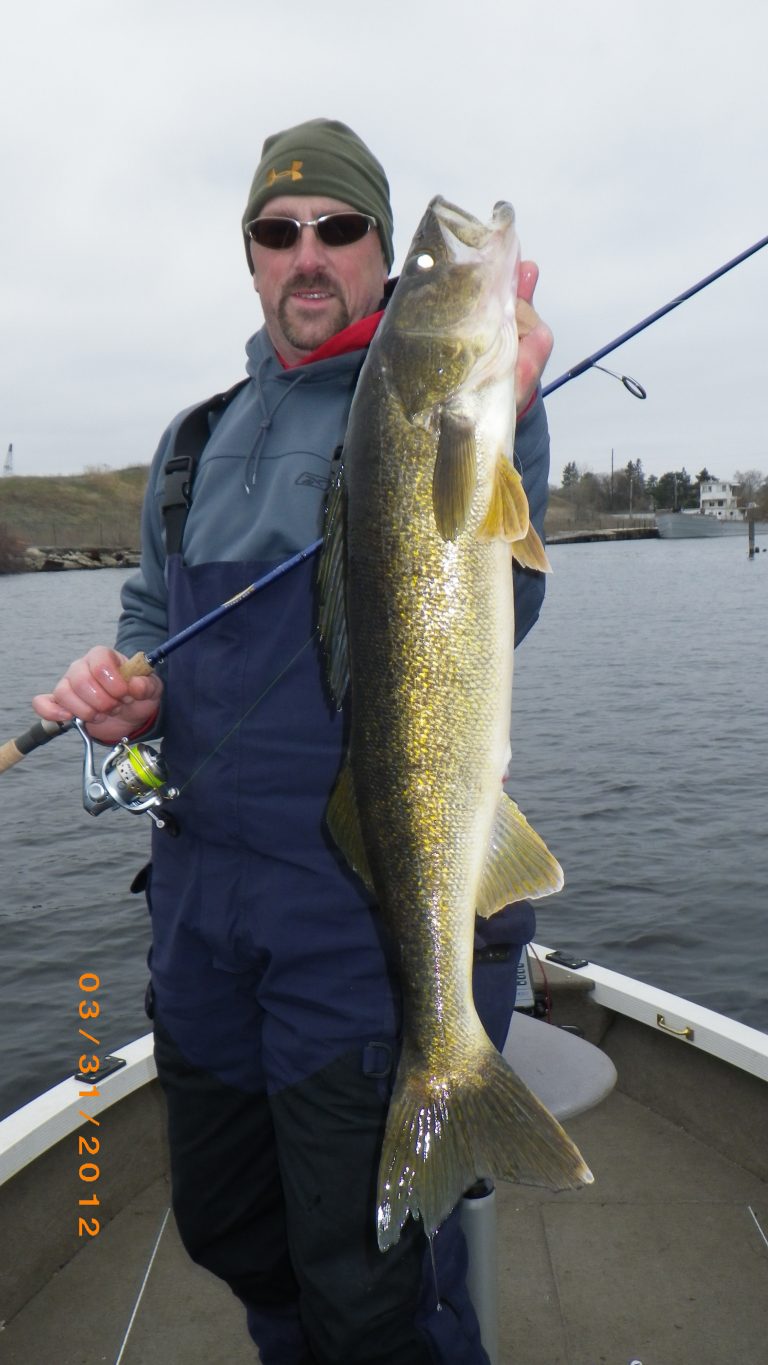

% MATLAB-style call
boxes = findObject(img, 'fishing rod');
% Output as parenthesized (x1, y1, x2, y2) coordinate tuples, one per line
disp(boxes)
(0, 539, 323, 808)
(541, 230, 768, 400)
(4, 232, 766, 794)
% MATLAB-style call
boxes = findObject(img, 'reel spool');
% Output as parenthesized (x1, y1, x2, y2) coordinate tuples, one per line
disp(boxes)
(75, 719, 178, 829)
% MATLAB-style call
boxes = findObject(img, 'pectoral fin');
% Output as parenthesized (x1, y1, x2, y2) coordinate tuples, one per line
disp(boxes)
(476, 792, 564, 917)
(326, 758, 375, 894)
(432, 408, 477, 541)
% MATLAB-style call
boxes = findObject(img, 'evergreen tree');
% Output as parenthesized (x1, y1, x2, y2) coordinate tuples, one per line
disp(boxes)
(650, 469, 694, 509)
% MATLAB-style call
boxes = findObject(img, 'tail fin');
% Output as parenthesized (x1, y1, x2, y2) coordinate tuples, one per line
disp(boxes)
(376, 1037, 592, 1251)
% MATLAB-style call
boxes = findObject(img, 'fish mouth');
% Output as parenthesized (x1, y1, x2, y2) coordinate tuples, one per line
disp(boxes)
(424, 196, 519, 314)
(429, 196, 516, 254)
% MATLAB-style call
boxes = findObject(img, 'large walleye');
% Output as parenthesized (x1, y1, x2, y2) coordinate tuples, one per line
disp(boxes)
(319, 196, 592, 1252)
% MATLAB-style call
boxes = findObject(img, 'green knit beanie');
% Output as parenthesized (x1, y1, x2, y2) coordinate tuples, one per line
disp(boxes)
(242, 118, 394, 272)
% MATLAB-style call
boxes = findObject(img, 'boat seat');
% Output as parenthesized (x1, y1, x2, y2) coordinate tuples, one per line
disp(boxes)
(461, 1007, 617, 1364)
(501, 1009, 618, 1120)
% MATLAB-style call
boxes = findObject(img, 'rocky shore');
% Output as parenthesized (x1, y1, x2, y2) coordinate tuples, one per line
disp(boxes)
(18, 527, 660, 570)
(23, 546, 141, 572)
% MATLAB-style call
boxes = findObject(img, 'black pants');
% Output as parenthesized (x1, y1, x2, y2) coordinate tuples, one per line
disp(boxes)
(153, 1019, 460, 1364)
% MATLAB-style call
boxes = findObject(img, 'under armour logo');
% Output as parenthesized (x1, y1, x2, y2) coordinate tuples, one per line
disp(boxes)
(266, 161, 304, 186)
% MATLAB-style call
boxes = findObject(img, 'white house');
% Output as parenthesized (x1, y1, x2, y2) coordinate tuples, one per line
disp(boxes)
(699, 479, 744, 521)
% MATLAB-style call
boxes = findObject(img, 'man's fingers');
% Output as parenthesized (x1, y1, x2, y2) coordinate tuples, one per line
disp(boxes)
(516, 298, 541, 340)
(32, 648, 161, 725)
(515, 264, 554, 412)
(517, 259, 540, 306)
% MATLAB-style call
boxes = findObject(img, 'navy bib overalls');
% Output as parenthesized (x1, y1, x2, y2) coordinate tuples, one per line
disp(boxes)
(145, 547, 533, 1364)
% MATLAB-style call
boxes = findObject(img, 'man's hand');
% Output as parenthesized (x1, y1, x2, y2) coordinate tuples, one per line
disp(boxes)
(516, 261, 553, 414)
(32, 646, 163, 746)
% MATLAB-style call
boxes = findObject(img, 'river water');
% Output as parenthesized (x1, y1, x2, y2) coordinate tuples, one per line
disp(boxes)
(1, 536, 766, 1120)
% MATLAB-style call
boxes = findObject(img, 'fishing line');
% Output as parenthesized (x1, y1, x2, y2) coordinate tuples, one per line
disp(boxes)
(173, 629, 319, 797)
(542, 230, 768, 399)
(427, 1233, 443, 1311)
(113, 1205, 171, 1365)
(748, 1204, 768, 1253)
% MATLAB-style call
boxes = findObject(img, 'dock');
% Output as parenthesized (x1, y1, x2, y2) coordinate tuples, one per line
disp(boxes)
(547, 526, 659, 545)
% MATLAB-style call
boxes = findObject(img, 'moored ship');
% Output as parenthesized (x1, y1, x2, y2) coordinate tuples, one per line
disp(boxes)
(656, 510, 768, 538)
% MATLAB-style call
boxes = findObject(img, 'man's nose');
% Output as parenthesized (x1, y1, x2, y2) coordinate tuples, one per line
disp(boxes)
(292, 224, 328, 269)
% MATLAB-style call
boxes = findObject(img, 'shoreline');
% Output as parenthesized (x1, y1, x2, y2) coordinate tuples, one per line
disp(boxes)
(547, 526, 658, 545)
(17, 528, 659, 571)
(21, 546, 141, 572)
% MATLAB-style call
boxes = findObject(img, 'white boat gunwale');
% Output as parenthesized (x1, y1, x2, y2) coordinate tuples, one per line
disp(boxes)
(531, 941, 768, 1082)
(0, 1033, 157, 1186)
(2, 948, 767, 1365)
(1, 945, 765, 1190)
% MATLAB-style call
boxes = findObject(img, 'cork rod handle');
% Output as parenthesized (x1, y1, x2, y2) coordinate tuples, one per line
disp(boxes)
(0, 652, 155, 775)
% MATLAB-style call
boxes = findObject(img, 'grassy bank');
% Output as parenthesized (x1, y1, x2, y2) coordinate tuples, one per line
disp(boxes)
(0, 468, 649, 560)
(0, 466, 148, 549)
(545, 489, 655, 537)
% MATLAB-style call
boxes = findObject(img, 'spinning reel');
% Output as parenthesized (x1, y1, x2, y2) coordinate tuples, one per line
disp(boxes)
(75, 719, 178, 830)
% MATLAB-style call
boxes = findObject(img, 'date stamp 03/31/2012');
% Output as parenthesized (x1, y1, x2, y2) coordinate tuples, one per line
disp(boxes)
(74, 972, 125, 1240)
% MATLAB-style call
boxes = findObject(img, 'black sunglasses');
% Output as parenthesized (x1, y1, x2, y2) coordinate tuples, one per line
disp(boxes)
(246, 211, 377, 251)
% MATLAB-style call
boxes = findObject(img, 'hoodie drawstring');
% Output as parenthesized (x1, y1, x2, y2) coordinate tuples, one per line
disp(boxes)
(244, 359, 308, 493)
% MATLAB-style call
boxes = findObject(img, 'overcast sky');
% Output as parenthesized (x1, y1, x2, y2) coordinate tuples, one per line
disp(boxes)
(2, 0, 766, 489)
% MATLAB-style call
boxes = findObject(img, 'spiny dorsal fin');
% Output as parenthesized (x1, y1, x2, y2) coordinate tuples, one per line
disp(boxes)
(432, 407, 477, 541)
(477, 455, 529, 543)
(317, 461, 350, 707)
(475, 792, 564, 918)
(326, 758, 375, 894)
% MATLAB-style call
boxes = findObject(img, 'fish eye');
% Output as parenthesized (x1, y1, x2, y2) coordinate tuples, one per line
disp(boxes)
(415, 252, 435, 270)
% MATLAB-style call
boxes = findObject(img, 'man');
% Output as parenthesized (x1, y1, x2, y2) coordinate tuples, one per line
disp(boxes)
(34, 119, 554, 1364)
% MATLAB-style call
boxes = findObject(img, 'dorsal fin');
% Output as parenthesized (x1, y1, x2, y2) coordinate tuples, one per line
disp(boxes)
(317, 460, 350, 706)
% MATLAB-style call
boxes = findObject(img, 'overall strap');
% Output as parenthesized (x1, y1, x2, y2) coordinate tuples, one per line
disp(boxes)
(162, 378, 249, 558)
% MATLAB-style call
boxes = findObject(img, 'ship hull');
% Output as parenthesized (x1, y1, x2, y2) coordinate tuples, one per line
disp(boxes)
(656, 512, 768, 539)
